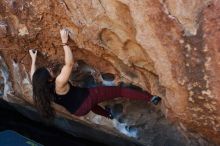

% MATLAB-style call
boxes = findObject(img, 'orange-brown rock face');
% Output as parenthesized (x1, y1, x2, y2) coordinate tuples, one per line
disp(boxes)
(0, 0, 219, 145)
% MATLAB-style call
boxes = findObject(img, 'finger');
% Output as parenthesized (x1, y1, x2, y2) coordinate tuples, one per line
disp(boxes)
(66, 29, 70, 35)
(63, 29, 66, 33)
(60, 29, 64, 35)
(65, 30, 69, 37)
(62, 29, 66, 35)
(66, 30, 69, 35)
(29, 50, 34, 54)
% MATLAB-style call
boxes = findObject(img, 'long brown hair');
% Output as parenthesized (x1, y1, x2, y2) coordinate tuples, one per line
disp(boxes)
(32, 67, 55, 119)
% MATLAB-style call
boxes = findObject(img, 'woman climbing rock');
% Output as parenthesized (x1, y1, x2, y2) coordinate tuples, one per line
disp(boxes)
(29, 29, 161, 119)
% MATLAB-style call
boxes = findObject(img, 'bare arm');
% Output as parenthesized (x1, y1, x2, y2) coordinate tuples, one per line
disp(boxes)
(55, 29, 74, 94)
(29, 50, 37, 81)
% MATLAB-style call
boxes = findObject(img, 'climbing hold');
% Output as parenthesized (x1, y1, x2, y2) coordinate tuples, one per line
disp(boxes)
(0, 21, 7, 38)
(101, 73, 115, 81)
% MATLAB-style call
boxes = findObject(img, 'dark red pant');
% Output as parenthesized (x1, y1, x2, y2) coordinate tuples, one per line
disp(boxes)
(75, 86, 152, 117)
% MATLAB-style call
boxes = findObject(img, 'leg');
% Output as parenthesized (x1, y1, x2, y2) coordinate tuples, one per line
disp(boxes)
(88, 86, 152, 104)
(91, 105, 110, 118)
(75, 86, 156, 117)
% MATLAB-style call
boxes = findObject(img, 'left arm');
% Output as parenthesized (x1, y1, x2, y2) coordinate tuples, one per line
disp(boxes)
(29, 50, 37, 81)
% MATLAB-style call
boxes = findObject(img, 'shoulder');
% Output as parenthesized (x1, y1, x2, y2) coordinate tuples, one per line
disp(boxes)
(55, 81, 70, 95)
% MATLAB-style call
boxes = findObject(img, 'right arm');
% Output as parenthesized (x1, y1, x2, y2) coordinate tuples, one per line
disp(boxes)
(55, 29, 74, 94)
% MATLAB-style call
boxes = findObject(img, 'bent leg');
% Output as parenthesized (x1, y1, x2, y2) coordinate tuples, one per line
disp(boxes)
(120, 87, 152, 101)
(88, 86, 152, 104)
(75, 86, 153, 116)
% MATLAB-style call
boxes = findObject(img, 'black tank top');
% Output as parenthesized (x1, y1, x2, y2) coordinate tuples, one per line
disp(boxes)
(54, 84, 89, 113)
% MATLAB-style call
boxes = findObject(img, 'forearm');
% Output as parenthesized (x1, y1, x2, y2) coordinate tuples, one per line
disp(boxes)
(63, 45, 74, 66)
(30, 59, 36, 81)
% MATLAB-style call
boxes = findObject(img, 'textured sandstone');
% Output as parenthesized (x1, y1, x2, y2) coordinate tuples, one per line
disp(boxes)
(0, 0, 219, 145)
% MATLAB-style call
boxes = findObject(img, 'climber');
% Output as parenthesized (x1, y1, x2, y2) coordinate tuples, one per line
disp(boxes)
(29, 29, 161, 119)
